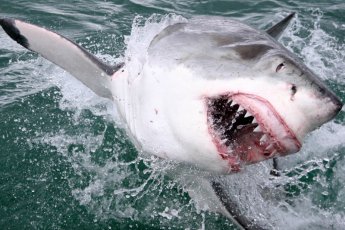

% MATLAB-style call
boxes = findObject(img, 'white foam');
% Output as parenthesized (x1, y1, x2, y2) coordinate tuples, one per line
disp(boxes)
(0, 56, 54, 106)
(124, 14, 187, 83)
(9, 12, 343, 228)
(281, 9, 345, 83)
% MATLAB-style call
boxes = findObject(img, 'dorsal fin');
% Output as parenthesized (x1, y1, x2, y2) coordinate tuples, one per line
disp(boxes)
(0, 18, 123, 99)
(266, 12, 295, 39)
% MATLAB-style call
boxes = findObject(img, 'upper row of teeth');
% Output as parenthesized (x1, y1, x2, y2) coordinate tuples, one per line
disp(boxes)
(236, 103, 269, 143)
(236, 104, 259, 129)
(230, 101, 276, 154)
(235, 102, 276, 153)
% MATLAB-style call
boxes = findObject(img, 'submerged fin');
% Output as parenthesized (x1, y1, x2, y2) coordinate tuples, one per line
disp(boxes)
(211, 181, 267, 230)
(0, 18, 123, 99)
(266, 12, 295, 39)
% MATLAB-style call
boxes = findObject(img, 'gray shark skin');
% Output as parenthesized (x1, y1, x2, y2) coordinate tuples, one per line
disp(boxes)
(0, 13, 343, 229)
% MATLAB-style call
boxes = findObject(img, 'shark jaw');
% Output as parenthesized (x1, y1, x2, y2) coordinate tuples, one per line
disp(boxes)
(207, 93, 301, 171)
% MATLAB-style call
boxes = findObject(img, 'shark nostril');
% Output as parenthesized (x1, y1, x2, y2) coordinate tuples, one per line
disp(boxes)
(319, 87, 326, 95)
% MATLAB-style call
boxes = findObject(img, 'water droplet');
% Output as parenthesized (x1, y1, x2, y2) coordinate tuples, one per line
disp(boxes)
(321, 191, 329, 196)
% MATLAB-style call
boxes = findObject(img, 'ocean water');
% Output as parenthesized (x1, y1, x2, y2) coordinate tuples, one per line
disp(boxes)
(0, 1, 344, 229)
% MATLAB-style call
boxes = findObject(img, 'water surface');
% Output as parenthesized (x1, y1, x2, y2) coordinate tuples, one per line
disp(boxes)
(0, 1, 344, 229)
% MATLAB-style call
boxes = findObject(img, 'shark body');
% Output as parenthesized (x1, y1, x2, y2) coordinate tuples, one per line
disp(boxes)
(1, 13, 343, 229)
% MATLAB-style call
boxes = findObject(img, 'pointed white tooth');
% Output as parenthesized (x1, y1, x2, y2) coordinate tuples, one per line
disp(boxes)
(264, 148, 277, 157)
(266, 144, 274, 151)
(260, 135, 268, 143)
(253, 126, 262, 132)
(252, 118, 257, 123)
(244, 111, 252, 117)
(238, 105, 245, 112)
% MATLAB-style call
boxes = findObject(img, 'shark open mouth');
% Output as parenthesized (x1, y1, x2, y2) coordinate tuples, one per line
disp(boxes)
(206, 93, 301, 171)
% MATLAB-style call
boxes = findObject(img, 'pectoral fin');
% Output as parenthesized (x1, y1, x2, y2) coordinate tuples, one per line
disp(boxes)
(0, 18, 123, 99)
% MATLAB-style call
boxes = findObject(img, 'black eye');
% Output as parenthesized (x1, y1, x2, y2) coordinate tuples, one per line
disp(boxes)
(276, 63, 285, 72)
(291, 84, 297, 95)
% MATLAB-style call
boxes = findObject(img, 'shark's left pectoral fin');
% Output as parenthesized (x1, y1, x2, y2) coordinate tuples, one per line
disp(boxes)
(0, 18, 122, 99)
(211, 180, 267, 230)
(266, 12, 295, 39)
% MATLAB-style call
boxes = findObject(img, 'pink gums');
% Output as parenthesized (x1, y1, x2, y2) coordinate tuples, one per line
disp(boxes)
(206, 93, 301, 172)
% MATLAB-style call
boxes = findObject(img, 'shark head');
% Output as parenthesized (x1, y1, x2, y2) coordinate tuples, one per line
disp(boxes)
(205, 45, 342, 169)
(140, 15, 343, 172)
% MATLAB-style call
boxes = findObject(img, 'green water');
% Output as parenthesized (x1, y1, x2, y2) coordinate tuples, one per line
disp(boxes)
(1, 1, 344, 229)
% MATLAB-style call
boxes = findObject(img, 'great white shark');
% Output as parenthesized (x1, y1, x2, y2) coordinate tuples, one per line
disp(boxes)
(0, 13, 343, 229)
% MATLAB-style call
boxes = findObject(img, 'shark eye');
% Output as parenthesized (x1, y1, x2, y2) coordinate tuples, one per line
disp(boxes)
(276, 63, 285, 72)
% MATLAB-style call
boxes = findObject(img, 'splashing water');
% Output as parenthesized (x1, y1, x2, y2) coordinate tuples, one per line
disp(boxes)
(26, 14, 233, 229)
(39, 12, 345, 229)
(1, 8, 344, 229)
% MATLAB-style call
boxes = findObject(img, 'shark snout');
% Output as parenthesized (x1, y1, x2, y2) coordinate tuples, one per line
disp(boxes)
(325, 88, 343, 115)
(317, 82, 343, 118)
(302, 67, 343, 120)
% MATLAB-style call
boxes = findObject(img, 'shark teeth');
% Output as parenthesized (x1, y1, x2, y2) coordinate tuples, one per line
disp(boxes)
(253, 126, 262, 132)
(244, 111, 252, 118)
(266, 144, 274, 151)
(263, 144, 277, 156)
(260, 134, 268, 143)
(208, 95, 282, 160)
(238, 105, 245, 112)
